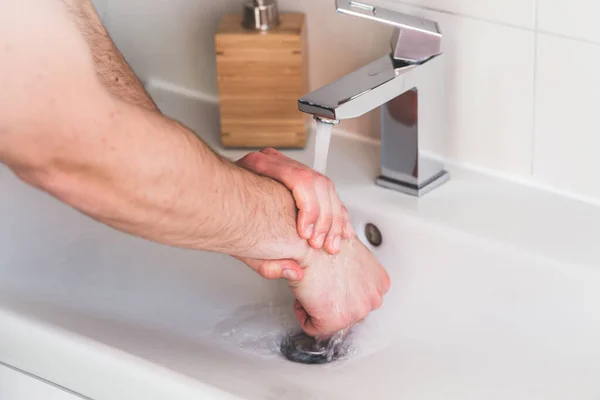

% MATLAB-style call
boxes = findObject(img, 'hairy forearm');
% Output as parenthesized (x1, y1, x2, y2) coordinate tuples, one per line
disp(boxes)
(61, 0, 158, 111)
(15, 96, 308, 260)
(1, 0, 309, 261)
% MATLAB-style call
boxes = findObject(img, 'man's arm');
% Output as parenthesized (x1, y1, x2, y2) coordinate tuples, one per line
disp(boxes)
(61, 0, 355, 257)
(0, 0, 309, 261)
(0, 0, 391, 337)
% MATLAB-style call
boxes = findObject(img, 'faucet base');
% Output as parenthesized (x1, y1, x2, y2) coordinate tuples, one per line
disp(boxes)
(376, 170, 450, 197)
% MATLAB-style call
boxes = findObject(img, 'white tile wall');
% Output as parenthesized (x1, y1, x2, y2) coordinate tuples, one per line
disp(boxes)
(414, 6, 535, 175)
(538, 0, 600, 42)
(534, 35, 600, 200)
(97, 0, 241, 95)
(92, 0, 600, 203)
(393, 0, 535, 28)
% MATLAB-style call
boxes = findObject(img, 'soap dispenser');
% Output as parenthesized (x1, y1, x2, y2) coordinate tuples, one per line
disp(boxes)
(215, 0, 309, 148)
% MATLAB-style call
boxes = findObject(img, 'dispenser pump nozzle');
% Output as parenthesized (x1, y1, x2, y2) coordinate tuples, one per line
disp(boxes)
(243, 0, 280, 31)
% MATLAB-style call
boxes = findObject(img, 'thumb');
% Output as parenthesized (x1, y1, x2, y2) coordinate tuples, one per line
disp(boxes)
(237, 257, 304, 282)
(293, 300, 321, 337)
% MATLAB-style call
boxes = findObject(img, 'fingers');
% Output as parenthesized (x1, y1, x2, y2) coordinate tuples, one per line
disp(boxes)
(270, 167, 320, 240)
(237, 150, 320, 240)
(262, 151, 355, 248)
(371, 292, 384, 311)
(239, 257, 304, 282)
(324, 185, 345, 254)
(310, 176, 332, 249)
(260, 150, 321, 240)
(380, 268, 391, 295)
(291, 172, 320, 240)
(260, 147, 281, 157)
(236, 151, 266, 174)
(341, 205, 355, 240)
(372, 268, 391, 311)
(236, 149, 355, 253)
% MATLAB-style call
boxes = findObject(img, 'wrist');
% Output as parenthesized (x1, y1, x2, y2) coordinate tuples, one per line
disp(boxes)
(231, 165, 312, 262)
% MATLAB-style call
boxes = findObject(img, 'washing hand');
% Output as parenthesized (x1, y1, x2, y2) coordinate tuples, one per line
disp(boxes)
(2, 0, 387, 340)
(238, 148, 354, 252)
(236, 148, 390, 337)
(291, 238, 390, 337)
(235, 148, 354, 282)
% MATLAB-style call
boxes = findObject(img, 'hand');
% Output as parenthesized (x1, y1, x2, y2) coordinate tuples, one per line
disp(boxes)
(236, 149, 390, 337)
(235, 148, 355, 283)
(237, 148, 354, 255)
(235, 256, 305, 282)
(290, 237, 391, 337)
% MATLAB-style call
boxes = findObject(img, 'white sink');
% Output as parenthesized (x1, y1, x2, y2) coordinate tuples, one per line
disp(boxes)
(1, 159, 600, 399)
(1, 87, 600, 399)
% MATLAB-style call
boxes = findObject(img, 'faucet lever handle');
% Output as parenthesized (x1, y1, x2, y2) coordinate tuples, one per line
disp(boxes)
(336, 0, 442, 64)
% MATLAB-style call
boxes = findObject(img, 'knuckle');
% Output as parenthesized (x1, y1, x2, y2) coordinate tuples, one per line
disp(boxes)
(245, 151, 261, 162)
(327, 220, 343, 237)
(297, 169, 316, 185)
(306, 209, 320, 220)
(343, 216, 353, 230)
(382, 271, 391, 293)
(320, 213, 334, 226)
(315, 175, 329, 188)
(258, 263, 278, 280)
(324, 176, 335, 190)
(254, 156, 270, 172)
(241, 151, 264, 168)
(340, 205, 350, 217)
(302, 205, 318, 217)
(236, 153, 252, 166)
(354, 306, 370, 324)
(297, 196, 320, 216)
(333, 212, 346, 226)
(289, 166, 313, 189)
(372, 294, 384, 310)
(261, 147, 279, 156)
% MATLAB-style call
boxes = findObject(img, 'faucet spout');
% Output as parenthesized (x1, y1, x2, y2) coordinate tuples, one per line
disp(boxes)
(298, 55, 396, 120)
(298, 54, 440, 121)
(297, 2, 449, 196)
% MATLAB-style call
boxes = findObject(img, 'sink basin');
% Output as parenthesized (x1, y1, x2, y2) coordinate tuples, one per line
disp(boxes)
(1, 159, 600, 399)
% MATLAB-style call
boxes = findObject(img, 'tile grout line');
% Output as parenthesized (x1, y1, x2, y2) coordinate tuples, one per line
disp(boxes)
(531, 0, 540, 177)
(537, 29, 600, 47)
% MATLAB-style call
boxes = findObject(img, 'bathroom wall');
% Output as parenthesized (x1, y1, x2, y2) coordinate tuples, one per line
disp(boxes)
(92, 0, 600, 203)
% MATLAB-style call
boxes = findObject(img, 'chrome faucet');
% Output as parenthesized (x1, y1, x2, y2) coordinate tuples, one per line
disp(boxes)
(298, 0, 449, 196)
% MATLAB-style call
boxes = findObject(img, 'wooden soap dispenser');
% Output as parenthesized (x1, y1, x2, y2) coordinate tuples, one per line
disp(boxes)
(215, 0, 309, 148)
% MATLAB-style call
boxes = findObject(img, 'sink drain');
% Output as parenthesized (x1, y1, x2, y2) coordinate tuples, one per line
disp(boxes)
(365, 223, 382, 247)
(280, 332, 347, 364)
